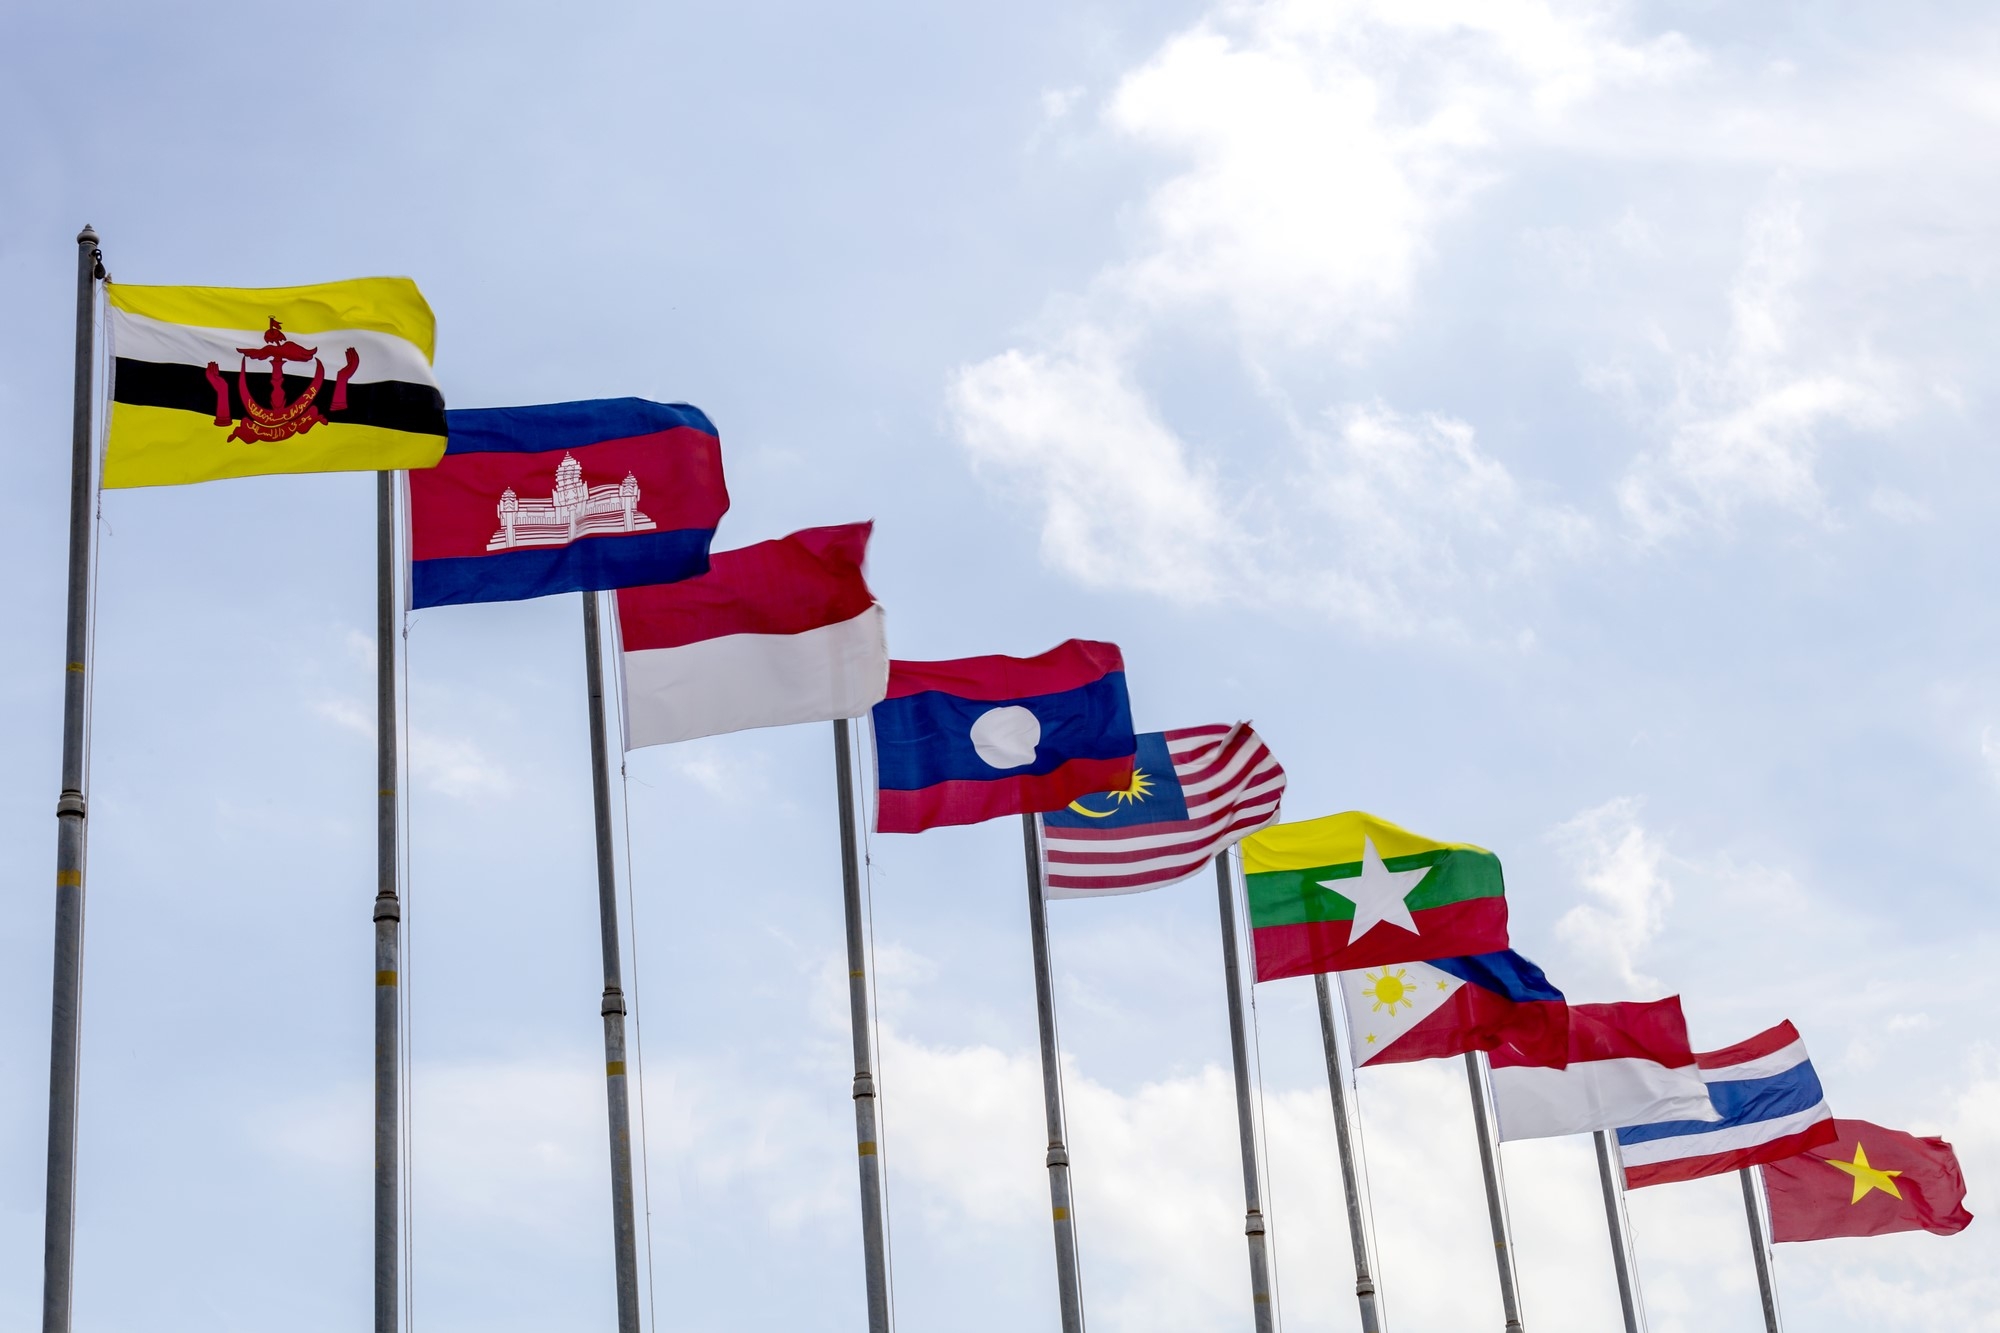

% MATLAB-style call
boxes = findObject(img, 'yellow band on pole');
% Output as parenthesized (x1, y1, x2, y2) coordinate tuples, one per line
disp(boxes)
(606, 1061, 627, 1077)
(65, 662, 84, 673)
(858, 1141, 877, 1156)
(1053, 1207, 1069, 1221)
(375, 970, 397, 986)
(55, 871, 82, 887)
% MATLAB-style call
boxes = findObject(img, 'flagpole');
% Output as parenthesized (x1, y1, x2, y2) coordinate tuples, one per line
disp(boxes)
(1739, 1169, 1781, 1333)
(1020, 815, 1086, 1333)
(1592, 1131, 1641, 1333)
(41, 223, 102, 1333)
(1312, 974, 1382, 1333)
(832, 719, 892, 1331)
(1464, 1052, 1526, 1333)
(373, 472, 403, 1333)
(1213, 854, 1276, 1333)
(581, 592, 642, 1333)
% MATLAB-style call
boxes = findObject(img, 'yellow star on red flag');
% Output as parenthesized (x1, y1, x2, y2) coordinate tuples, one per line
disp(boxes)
(1825, 1142, 1903, 1204)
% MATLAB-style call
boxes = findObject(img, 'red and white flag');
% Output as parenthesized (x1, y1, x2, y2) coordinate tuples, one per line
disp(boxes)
(1038, 724, 1285, 898)
(1490, 997, 1719, 1141)
(616, 523, 888, 748)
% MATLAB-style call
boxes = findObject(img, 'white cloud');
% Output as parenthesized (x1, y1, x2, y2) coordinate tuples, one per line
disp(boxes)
(1617, 192, 1904, 539)
(949, 344, 1589, 635)
(952, 0, 1682, 633)
(1101, 0, 1697, 343)
(1551, 797, 1672, 995)
(313, 696, 514, 800)
(950, 327, 1242, 603)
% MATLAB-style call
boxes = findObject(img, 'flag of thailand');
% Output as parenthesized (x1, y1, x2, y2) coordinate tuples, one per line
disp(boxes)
(1616, 1020, 1836, 1188)
(408, 398, 728, 608)
(871, 640, 1136, 834)
(617, 523, 888, 748)
(1490, 997, 1719, 1141)
(1342, 950, 1569, 1069)
(1039, 724, 1285, 898)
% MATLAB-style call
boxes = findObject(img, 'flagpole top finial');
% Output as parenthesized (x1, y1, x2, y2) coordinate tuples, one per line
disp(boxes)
(76, 225, 98, 245)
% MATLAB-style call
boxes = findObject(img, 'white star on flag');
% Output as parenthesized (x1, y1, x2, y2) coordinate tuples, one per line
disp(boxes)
(1325, 836, 1433, 941)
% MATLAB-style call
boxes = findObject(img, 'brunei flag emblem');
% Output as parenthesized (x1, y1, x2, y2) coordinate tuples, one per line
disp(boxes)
(104, 277, 446, 488)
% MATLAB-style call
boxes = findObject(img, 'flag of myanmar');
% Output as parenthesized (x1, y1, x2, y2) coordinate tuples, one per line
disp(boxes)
(1241, 811, 1510, 983)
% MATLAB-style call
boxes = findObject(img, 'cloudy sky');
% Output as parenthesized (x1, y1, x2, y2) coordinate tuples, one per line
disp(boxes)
(4, 0, 1998, 1329)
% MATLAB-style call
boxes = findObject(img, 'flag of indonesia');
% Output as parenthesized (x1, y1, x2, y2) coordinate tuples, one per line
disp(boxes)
(1490, 997, 1719, 1141)
(872, 641, 1136, 834)
(409, 398, 727, 608)
(616, 523, 888, 748)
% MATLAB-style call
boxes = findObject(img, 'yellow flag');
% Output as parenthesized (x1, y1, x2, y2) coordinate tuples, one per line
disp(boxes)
(103, 277, 444, 489)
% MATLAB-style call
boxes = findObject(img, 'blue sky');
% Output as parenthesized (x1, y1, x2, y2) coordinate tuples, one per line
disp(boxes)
(4, 1, 1998, 1330)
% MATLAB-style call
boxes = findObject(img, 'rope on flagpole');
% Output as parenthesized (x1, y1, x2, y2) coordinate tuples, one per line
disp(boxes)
(396, 486, 418, 1333)
(1235, 847, 1285, 1331)
(857, 713, 900, 1327)
(1329, 980, 1389, 1329)
(611, 661, 661, 1333)
(65, 275, 112, 1282)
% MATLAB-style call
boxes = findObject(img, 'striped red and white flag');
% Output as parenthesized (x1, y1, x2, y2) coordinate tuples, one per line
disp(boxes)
(1039, 723, 1285, 899)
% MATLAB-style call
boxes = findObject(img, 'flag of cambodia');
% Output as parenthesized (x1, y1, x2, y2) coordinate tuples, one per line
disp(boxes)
(871, 640, 1136, 834)
(408, 398, 728, 608)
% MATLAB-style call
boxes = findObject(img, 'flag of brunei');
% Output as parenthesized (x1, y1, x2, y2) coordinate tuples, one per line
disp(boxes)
(104, 277, 446, 488)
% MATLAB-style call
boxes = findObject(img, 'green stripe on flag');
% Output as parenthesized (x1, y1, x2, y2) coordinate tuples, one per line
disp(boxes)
(1246, 847, 1504, 927)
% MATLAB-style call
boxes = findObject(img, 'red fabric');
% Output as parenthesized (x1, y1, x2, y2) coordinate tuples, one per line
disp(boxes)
(1364, 990, 1569, 1068)
(408, 428, 727, 560)
(1625, 1122, 1839, 1189)
(1516, 998, 1698, 1068)
(1696, 1019, 1802, 1069)
(1249, 896, 1509, 981)
(884, 640, 1125, 701)
(616, 523, 874, 649)
(1764, 1119, 1973, 1241)
(874, 755, 1136, 835)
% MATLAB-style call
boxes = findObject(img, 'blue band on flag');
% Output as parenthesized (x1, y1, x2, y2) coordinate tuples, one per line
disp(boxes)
(1617, 1060, 1827, 1146)
(1041, 731, 1188, 827)
(445, 398, 717, 454)
(412, 527, 715, 608)
(1431, 951, 1564, 1004)
(874, 674, 1134, 791)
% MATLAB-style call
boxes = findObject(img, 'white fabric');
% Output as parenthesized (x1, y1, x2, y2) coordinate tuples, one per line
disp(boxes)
(1616, 1102, 1832, 1166)
(1491, 1056, 1719, 1141)
(621, 606, 888, 748)
(109, 309, 436, 385)
(1707, 1038, 1809, 1083)
(1339, 960, 1464, 1065)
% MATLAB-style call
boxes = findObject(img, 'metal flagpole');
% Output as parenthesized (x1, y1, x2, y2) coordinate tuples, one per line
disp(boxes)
(581, 592, 643, 1333)
(1312, 974, 1382, 1333)
(1463, 1052, 1526, 1333)
(1020, 814, 1086, 1333)
(1213, 854, 1275, 1333)
(1739, 1169, 1781, 1333)
(41, 223, 103, 1333)
(1592, 1131, 1641, 1333)
(373, 473, 402, 1333)
(832, 719, 892, 1331)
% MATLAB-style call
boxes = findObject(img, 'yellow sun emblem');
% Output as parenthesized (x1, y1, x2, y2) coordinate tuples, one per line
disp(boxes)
(1360, 967, 1416, 1015)
(1065, 767, 1155, 818)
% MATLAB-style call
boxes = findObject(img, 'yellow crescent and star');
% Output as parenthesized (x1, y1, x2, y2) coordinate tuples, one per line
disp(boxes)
(1825, 1141, 1903, 1204)
(1066, 766, 1155, 818)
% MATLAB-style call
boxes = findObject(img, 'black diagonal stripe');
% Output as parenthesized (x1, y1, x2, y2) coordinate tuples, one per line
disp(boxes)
(113, 358, 446, 437)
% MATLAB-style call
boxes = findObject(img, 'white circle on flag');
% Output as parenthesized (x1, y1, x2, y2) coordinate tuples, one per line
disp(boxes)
(970, 706, 1041, 769)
